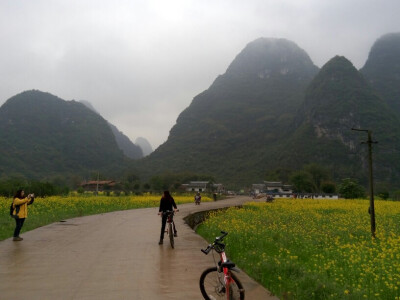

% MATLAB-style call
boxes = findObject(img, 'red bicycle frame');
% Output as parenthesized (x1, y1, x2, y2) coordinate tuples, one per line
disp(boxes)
(220, 251, 236, 298)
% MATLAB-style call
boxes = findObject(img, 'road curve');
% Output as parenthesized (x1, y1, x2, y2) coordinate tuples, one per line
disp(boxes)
(0, 196, 279, 299)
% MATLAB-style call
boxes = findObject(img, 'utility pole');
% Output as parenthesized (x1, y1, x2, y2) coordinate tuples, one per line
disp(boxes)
(351, 128, 378, 238)
(96, 171, 99, 196)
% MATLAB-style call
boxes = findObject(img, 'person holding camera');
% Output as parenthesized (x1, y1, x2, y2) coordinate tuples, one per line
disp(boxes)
(11, 189, 34, 241)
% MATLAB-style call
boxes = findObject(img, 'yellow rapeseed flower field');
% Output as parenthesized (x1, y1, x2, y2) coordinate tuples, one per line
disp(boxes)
(0, 193, 211, 240)
(197, 199, 400, 300)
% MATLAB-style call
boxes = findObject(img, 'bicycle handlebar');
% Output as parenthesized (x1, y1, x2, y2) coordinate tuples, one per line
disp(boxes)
(201, 231, 228, 255)
(201, 248, 210, 255)
(216, 231, 228, 241)
(162, 209, 178, 215)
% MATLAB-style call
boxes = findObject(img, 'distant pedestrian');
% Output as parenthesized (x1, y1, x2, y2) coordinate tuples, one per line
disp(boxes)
(158, 191, 178, 245)
(194, 192, 201, 205)
(11, 190, 34, 241)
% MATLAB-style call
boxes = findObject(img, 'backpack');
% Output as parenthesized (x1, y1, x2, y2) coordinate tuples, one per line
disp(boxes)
(10, 201, 20, 219)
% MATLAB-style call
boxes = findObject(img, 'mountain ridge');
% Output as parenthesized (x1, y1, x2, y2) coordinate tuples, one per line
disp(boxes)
(135, 38, 320, 186)
(361, 32, 400, 116)
(79, 100, 143, 159)
(2, 33, 400, 190)
(0, 90, 128, 179)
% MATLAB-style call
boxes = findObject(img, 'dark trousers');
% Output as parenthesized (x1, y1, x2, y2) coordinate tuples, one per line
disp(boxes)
(13, 218, 25, 237)
(160, 214, 177, 240)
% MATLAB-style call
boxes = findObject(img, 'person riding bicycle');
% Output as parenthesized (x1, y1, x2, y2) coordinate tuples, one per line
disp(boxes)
(194, 192, 201, 205)
(158, 190, 178, 245)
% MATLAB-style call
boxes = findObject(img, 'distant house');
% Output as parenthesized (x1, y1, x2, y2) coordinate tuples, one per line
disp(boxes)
(181, 181, 225, 193)
(81, 180, 116, 191)
(251, 181, 339, 199)
(265, 181, 293, 194)
(251, 184, 266, 194)
(252, 181, 293, 195)
(181, 181, 209, 192)
(212, 183, 225, 194)
(294, 193, 339, 199)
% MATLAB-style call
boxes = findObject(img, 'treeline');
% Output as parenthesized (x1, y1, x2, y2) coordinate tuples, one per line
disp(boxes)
(107, 171, 215, 195)
(0, 178, 69, 197)
(0, 171, 215, 198)
(265, 163, 395, 199)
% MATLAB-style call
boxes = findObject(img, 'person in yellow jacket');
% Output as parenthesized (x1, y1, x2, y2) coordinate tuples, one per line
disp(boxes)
(12, 189, 34, 241)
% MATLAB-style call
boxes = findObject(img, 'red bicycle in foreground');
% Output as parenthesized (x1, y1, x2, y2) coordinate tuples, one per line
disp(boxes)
(200, 231, 245, 300)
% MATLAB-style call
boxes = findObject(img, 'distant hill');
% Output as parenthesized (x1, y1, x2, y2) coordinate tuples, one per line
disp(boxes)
(0, 90, 127, 179)
(135, 137, 153, 156)
(134, 38, 319, 185)
(3, 34, 400, 189)
(280, 56, 400, 185)
(133, 36, 400, 189)
(80, 100, 143, 159)
(108, 123, 143, 159)
(361, 32, 400, 115)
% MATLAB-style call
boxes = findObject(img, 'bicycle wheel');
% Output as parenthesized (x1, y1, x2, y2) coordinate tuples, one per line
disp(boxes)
(168, 222, 174, 248)
(200, 267, 245, 300)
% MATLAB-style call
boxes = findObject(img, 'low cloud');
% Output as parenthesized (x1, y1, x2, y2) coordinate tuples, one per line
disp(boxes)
(1, 0, 399, 148)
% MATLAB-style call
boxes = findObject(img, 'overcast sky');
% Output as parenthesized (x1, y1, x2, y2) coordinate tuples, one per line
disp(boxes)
(1, 1, 399, 149)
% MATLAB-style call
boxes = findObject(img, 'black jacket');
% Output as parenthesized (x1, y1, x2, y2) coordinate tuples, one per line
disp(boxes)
(159, 196, 177, 212)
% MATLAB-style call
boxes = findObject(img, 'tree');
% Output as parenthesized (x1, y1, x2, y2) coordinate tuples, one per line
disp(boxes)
(265, 168, 293, 183)
(304, 163, 330, 192)
(289, 171, 315, 193)
(392, 190, 400, 201)
(321, 181, 336, 194)
(377, 191, 389, 200)
(143, 183, 151, 191)
(150, 176, 168, 192)
(375, 182, 390, 200)
(338, 178, 365, 199)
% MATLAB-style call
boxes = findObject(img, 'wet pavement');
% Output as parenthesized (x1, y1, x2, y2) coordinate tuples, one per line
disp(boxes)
(0, 196, 279, 299)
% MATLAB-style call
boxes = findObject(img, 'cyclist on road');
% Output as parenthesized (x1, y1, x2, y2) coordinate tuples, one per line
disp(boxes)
(158, 190, 178, 245)
(194, 192, 201, 205)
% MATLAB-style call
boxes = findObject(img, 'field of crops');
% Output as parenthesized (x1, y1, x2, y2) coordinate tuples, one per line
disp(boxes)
(197, 199, 400, 300)
(0, 193, 212, 241)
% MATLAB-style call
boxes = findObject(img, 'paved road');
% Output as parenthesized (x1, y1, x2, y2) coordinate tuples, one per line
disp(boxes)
(0, 196, 279, 299)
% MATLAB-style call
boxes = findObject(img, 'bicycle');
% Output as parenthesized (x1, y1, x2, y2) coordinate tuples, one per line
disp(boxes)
(195, 193, 201, 205)
(200, 231, 245, 300)
(163, 210, 177, 248)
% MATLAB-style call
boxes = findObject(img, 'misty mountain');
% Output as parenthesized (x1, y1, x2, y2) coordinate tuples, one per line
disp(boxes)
(361, 32, 400, 116)
(0, 90, 127, 178)
(135, 137, 153, 156)
(135, 38, 319, 185)
(279, 56, 400, 184)
(133, 36, 400, 188)
(80, 100, 99, 114)
(80, 100, 143, 159)
(3, 33, 400, 189)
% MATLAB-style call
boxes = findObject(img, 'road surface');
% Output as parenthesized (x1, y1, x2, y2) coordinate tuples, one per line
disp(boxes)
(0, 196, 279, 299)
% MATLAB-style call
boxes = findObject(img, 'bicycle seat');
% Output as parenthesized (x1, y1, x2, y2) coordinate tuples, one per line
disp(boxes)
(221, 260, 236, 269)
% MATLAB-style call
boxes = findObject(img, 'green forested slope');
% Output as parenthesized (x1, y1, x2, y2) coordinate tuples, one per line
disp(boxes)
(279, 56, 400, 186)
(361, 32, 400, 115)
(0, 90, 127, 178)
(134, 37, 400, 189)
(134, 38, 319, 186)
